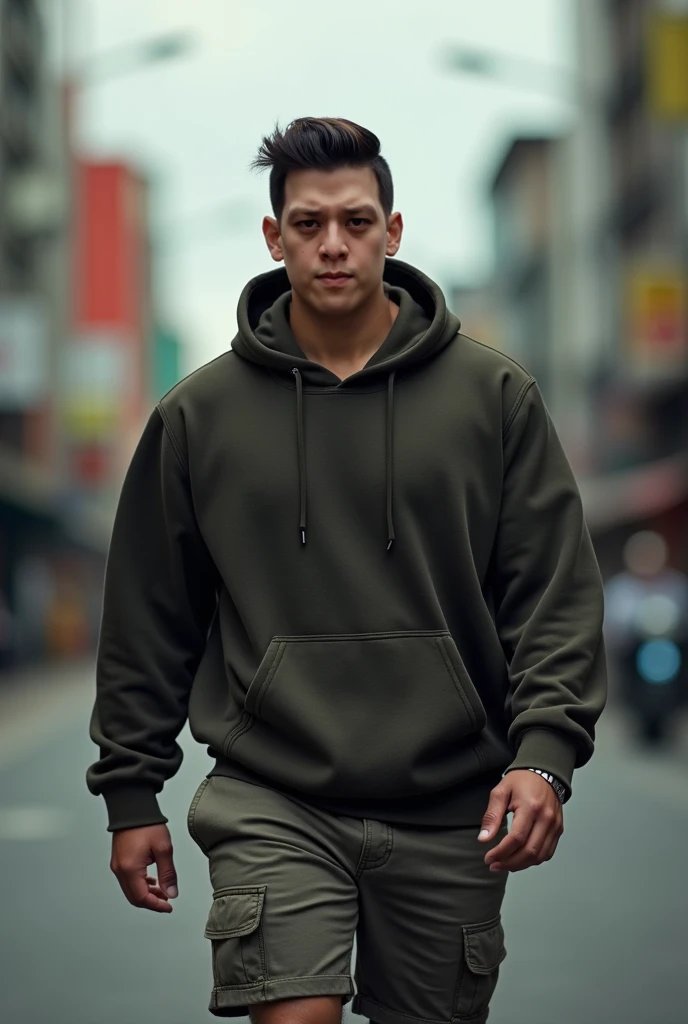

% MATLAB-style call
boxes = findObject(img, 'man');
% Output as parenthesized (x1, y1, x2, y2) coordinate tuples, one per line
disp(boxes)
(87, 117, 607, 1024)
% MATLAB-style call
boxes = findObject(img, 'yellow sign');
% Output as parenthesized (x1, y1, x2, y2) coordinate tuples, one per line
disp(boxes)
(647, 13, 688, 119)
(625, 267, 687, 374)
(63, 399, 120, 441)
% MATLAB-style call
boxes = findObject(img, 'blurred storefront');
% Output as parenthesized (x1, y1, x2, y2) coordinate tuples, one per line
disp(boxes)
(152, 321, 183, 401)
(66, 159, 153, 495)
(591, 1, 688, 575)
(487, 136, 559, 407)
(0, 0, 70, 667)
(0, 3, 185, 670)
(464, 0, 688, 581)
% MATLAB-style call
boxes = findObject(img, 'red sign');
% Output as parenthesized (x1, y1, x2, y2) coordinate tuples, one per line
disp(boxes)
(70, 160, 151, 483)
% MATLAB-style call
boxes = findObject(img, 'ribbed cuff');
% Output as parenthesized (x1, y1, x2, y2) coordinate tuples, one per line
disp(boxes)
(505, 728, 578, 799)
(102, 784, 168, 833)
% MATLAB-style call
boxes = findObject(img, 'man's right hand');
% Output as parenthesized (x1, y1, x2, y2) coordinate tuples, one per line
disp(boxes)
(110, 824, 179, 913)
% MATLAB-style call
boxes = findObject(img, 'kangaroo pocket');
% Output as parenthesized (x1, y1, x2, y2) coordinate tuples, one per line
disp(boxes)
(225, 630, 488, 799)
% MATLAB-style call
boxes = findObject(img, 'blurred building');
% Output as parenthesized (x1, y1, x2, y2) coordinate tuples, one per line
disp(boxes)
(487, 136, 559, 403)
(447, 283, 504, 355)
(0, 0, 48, 464)
(152, 321, 183, 400)
(0, 3, 185, 668)
(598, 1, 688, 467)
(472, 0, 688, 577)
(0, 0, 64, 664)
(67, 160, 153, 495)
(584, 0, 688, 572)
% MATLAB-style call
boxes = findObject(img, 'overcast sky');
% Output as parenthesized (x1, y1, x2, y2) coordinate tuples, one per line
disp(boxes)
(64, 0, 574, 373)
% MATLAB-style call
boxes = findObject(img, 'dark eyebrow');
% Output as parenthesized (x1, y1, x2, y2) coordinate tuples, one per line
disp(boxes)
(343, 205, 377, 216)
(288, 204, 378, 219)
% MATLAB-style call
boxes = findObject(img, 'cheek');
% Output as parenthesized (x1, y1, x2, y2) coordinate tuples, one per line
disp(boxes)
(364, 231, 390, 259)
(358, 240, 389, 275)
(282, 246, 311, 281)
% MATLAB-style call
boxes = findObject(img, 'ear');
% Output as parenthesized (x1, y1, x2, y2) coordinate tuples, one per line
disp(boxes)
(385, 211, 403, 257)
(262, 216, 284, 262)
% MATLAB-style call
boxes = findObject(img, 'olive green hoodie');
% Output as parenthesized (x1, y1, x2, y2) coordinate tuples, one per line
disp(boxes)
(86, 257, 607, 832)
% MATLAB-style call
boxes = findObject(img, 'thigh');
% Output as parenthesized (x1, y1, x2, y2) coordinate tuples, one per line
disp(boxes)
(188, 776, 362, 1018)
(352, 818, 509, 1024)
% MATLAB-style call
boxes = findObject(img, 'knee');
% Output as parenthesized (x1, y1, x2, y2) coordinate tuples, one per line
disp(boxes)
(249, 995, 343, 1024)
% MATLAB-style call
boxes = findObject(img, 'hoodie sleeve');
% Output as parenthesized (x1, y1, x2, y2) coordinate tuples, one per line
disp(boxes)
(492, 379, 607, 799)
(85, 406, 220, 832)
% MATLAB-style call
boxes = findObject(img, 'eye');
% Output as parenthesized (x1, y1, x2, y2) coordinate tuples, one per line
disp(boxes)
(297, 220, 318, 229)
(349, 218, 370, 227)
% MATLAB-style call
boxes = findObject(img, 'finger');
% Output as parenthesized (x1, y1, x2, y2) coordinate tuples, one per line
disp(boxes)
(136, 891, 174, 913)
(145, 874, 169, 894)
(484, 804, 536, 865)
(154, 841, 179, 899)
(491, 813, 554, 872)
(119, 867, 173, 913)
(147, 881, 170, 901)
(478, 785, 510, 842)
(128, 878, 173, 912)
(539, 822, 563, 864)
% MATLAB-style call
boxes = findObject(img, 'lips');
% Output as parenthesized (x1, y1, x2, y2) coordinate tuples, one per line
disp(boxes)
(319, 273, 352, 280)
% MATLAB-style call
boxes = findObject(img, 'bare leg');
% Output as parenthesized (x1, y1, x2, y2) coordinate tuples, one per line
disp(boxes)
(249, 995, 343, 1024)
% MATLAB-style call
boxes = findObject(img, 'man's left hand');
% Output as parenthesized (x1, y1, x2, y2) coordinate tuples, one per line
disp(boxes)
(478, 770, 564, 873)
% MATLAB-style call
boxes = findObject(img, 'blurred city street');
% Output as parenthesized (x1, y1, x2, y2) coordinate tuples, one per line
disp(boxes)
(2, 2, 688, 1024)
(0, 660, 687, 1024)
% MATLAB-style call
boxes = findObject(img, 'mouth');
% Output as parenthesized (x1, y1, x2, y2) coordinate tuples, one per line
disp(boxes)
(318, 273, 353, 287)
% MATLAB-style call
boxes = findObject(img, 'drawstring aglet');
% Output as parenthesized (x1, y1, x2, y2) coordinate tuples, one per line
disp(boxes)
(301, 528, 306, 545)
(386, 538, 394, 552)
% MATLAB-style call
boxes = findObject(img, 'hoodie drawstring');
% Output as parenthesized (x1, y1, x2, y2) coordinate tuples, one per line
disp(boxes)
(291, 367, 396, 551)
(292, 368, 307, 544)
(385, 370, 396, 551)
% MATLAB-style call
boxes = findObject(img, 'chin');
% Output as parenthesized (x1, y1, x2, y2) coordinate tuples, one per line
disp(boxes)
(319, 296, 361, 316)
(308, 286, 359, 313)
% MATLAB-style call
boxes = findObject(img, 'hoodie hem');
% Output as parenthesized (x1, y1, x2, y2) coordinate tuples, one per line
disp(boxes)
(207, 756, 503, 828)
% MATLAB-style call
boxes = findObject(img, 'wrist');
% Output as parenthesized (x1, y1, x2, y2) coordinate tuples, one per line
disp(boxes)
(521, 767, 568, 804)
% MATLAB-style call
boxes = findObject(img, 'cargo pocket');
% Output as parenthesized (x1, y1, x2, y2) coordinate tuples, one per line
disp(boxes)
(453, 915, 506, 1021)
(204, 885, 267, 991)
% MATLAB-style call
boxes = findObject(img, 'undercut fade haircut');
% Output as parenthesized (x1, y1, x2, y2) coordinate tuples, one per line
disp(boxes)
(250, 117, 394, 223)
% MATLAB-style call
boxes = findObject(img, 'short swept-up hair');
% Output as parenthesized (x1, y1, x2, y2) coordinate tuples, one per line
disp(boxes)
(250, 117, 394, 223)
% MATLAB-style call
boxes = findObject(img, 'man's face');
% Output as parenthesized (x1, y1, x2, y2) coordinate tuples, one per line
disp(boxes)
(262, 165, 402, 315)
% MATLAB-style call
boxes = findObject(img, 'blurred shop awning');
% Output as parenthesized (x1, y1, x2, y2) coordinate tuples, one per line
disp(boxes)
(580, 452, 688, 531)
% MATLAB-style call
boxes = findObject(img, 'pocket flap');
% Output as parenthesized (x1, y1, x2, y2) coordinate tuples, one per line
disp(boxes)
(204, 885, 266, 940)
(462, 916, 507, 975)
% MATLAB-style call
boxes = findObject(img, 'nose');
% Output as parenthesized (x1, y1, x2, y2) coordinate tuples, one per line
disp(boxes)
(319, 220, 348, 260)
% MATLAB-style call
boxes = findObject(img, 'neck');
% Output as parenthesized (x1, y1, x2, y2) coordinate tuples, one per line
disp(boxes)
(289, 283, 399, 379)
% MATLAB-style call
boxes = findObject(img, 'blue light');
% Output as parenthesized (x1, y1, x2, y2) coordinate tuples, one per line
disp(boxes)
(636, 640, 681, 684)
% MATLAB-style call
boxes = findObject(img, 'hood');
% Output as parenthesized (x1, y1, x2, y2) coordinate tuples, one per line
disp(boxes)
(233, 256, 461, 387)
(231, 257, 462, 551)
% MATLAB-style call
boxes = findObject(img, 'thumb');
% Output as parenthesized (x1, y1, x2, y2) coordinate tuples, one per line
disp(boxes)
(478, 783, 510, 841)
(154, 839, 179, 899)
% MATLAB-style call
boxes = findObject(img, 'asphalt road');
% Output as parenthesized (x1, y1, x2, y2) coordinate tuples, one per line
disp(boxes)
(0, 659, 686, 1024)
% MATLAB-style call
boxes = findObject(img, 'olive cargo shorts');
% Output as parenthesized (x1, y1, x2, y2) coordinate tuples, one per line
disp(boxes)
(187, 775, 509, 1023)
